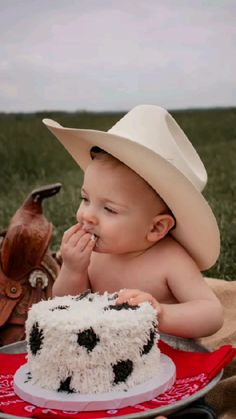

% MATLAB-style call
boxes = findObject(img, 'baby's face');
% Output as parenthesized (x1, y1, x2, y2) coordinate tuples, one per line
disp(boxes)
(76, 158, 166, 255)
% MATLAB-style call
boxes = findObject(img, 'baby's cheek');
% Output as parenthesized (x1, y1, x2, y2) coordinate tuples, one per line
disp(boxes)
(76, 207, 82, 222)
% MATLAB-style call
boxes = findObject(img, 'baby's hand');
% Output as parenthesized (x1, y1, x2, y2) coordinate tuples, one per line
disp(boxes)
(60, 223, 96, 274)
(116, 288, 161, 313)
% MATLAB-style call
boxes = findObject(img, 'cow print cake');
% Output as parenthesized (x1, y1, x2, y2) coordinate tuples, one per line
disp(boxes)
(25, 291, 160, 394)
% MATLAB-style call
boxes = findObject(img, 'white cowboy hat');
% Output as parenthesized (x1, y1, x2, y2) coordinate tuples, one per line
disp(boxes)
(43, 105, 220, 270)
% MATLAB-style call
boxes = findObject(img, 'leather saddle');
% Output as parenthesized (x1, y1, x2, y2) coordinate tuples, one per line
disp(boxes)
(0, 183, 61, 346)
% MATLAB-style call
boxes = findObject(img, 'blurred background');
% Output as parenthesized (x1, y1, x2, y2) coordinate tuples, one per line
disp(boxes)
(0, 0, 235, 279)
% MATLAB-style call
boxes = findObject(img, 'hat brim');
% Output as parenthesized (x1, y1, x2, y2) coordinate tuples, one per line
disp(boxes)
(43, 119, 220, 270)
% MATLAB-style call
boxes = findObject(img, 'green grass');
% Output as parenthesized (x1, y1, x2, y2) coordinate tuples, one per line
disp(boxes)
(0, 108, 235, 280)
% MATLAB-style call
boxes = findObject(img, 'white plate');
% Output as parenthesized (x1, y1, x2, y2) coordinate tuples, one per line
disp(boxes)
(13, 354, 176, 411)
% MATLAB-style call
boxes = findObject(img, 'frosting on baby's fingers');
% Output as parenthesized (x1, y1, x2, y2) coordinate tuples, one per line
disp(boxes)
(91, 234, 97, 241)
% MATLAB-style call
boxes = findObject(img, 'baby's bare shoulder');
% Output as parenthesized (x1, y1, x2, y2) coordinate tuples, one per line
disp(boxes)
(151, 235, 199, 275)
(152, 235, 188, 259)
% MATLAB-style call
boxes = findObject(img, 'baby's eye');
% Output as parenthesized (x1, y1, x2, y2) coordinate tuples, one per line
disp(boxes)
(80, 195, 89, 203)
(104, 206, 117, 214)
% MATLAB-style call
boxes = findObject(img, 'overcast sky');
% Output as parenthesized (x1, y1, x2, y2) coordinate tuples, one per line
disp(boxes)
(1, 0, 236, 112)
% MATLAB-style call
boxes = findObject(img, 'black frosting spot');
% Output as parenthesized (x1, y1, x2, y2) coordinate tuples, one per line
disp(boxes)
(141, 328, 156, 355)
(77, 328, 100, 352)
(88, 296, 94, 302)
(29, 322, 44, 355)
(24, 371, 32, 383)
(112, 359, 133, 384)
(58, 376, 75, 393)
(104, 302, 139, 311)
(108, 292, 119, 301)
(50, 305, 69, 311)
(74, 289, 92, 301)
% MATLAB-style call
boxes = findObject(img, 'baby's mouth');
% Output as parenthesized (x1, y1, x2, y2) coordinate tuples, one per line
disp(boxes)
(91, 233, 100, 249)
(81, 224, 98, 239)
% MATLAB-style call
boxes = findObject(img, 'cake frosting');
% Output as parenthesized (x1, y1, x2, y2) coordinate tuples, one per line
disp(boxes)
(25, 291, 160, 394)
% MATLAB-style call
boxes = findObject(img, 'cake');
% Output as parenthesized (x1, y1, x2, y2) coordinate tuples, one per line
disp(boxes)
(25, 290, 160, 394)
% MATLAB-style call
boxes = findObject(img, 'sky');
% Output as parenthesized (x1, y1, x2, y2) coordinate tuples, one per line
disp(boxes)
(0, 0, 236, 112)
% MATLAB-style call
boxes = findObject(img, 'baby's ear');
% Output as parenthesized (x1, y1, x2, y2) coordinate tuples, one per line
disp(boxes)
(147, 214, 175, 243)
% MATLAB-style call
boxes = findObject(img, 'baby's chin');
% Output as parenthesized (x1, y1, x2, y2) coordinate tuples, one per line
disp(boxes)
(92, 245, 108, 253)
(92, 243, 114, 254)
(92, 241, 102, 252)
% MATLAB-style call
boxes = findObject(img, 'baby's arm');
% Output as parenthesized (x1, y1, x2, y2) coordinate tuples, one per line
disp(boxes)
(157, 245, 224, 338)
(117, 242, 223, 338)
(52, 223, 96, 296)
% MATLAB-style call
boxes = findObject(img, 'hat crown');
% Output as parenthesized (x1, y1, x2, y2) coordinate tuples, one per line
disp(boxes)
(108, 105, 207, 191)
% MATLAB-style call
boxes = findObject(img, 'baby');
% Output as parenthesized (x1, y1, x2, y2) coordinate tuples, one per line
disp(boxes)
(44, 105, 223, 339)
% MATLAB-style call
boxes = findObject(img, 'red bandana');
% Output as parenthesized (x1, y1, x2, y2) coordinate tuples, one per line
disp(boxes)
(0, 341, 235, 418)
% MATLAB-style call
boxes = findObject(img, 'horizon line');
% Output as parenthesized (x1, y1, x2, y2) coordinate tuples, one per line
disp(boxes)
(0, 105, 236, 115)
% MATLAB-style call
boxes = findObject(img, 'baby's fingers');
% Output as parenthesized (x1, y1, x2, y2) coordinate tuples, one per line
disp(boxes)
(82, 235, 97, 255)
(117, 289, 161, 312)
(63, 223, 82, 243)
(129, 295, 161, 312)
(74, 233, 95, 252)
(116, 289, 141, 305)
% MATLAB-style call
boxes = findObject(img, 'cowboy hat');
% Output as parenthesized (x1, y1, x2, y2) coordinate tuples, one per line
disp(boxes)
(43, 105, 220, 270)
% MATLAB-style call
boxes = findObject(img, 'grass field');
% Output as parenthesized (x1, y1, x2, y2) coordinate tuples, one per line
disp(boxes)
(0, 108, 235, 280)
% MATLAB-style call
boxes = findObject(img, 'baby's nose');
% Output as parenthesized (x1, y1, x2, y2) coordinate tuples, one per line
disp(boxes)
(77, 206, 98, 225)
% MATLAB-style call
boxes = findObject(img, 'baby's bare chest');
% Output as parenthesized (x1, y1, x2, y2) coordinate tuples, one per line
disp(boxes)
(88, 254, 174, 303)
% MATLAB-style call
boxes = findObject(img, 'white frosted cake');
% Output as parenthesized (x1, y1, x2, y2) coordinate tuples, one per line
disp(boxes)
(25, 291, 160, 394)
